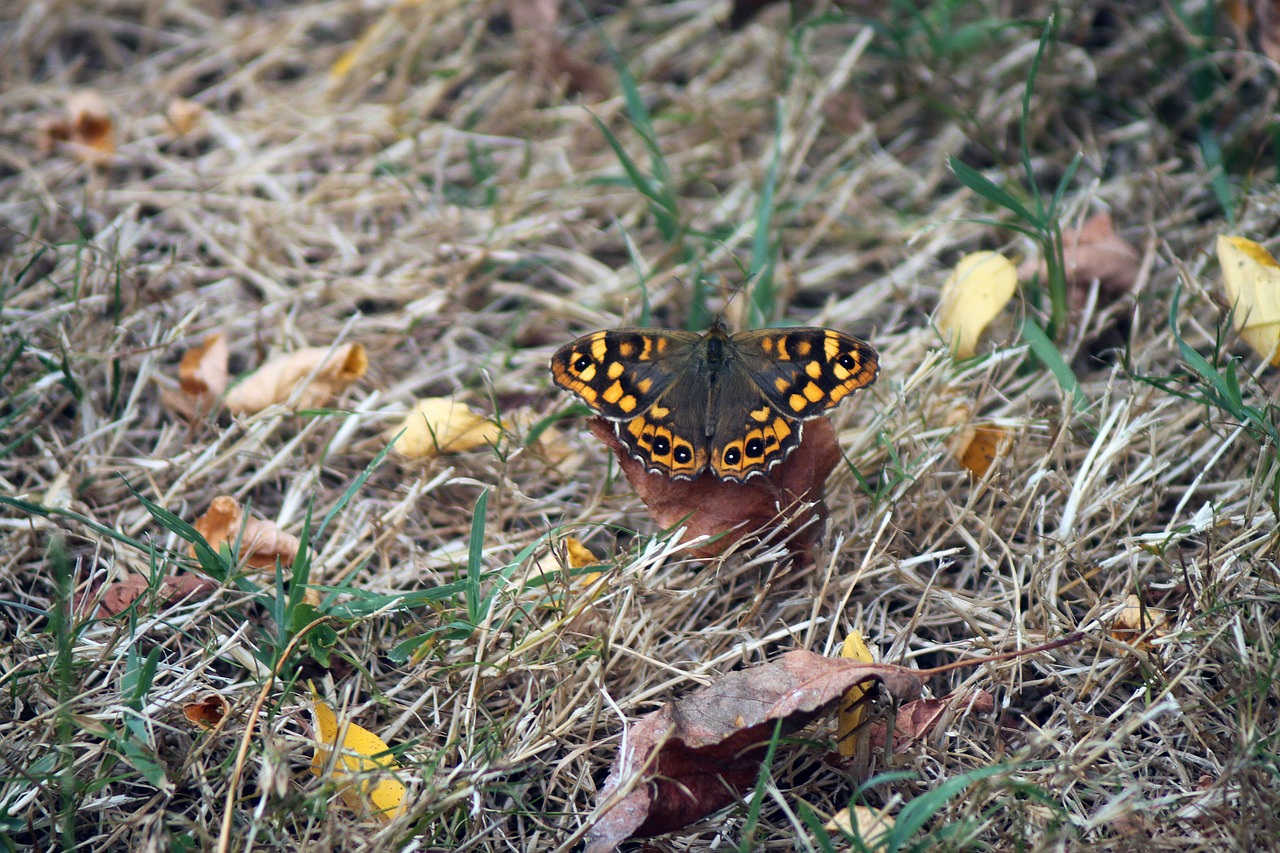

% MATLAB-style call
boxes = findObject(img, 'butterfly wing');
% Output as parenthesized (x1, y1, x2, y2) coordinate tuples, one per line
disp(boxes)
(730, 328, 879, 419)
(705, 372, 806, 480)
(550, 328, 700, 418)
(550, 328, 712, 478)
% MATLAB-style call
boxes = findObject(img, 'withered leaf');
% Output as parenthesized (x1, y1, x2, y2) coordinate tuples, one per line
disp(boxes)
(225, 343, 367, 414)
(388, 398, 504, 458)
(584, 651, 923, 852)
(39, 90, 116, 164)
(507, 0, 610, 97)
(866, 690, 995, 754)
(183, 692, 231, 730)
(1109, 594, 1168, 653)
(88, 573, 219, 618)
(587, 415, 840, 564)
(192, 495, 300, 570)
(1022, 213, 1140, 317)
(936, 251, 1018, 359)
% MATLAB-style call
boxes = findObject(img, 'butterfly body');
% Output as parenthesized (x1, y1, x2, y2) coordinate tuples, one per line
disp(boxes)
(550, 322, 879, 482)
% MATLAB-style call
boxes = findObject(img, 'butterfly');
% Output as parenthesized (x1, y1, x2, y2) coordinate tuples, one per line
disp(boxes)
(550, 321, 879, 482)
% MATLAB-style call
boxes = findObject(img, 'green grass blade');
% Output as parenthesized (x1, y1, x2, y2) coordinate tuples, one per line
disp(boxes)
(466, 489, 489, 625)
(1021, 315, 1086, 410)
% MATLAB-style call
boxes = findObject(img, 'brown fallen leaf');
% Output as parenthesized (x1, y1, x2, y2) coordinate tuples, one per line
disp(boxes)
(866, 690, 996, 754)
(588, 415, 840, 564)
(585, 636, 1081, 852)
(85, 572, 220, 618)
(507, 0, 610, 97)
(1109, 593, 1168, 654)
(164, 333, 231, 419)
(192, 495, 300, 570)
(38, 90, 116, 165)
(946, 406, 1013, 478)
(179, 333, 230, 400)
(584, 651, 925, 852)
(183, 692, 231, 730)
(225, 343, 367, 414)
(1226, 0, 1280, 63)
(1022, 213, 1140, 317)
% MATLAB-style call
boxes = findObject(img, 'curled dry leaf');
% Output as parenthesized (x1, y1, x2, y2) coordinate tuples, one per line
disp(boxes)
(532, 536, 605, 587)
(936, 251, 1018, 358)
(836, 630, 876, 757)
(866, 690, 996, 755)
(1218, 235, 1280, 366)
(85, 572, 219, 618)
(192, 495, 300, 570)
(1109, 594, 1168, 653)
(38, 90, 116, 164)
(165, 98, 206, 135)
(388, 398, 505, 458)
(165, 333, 230, 418)
(225, 343, 367, 414)
(1061, 212, 1140, 307)
(507, 0, 610, 97)
(583, 651, 924, 853)
(946, 406, 1012, 478)
(183, 692, 231, 730)
(1019, 213, 1140, 321)
(311, 697, 407, 823)
(588, 416, 840, 564)
(825, 805, 896, 849)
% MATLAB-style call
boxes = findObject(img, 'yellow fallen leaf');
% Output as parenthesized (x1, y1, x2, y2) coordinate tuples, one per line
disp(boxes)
(936, 251, 1018, 358)
(388, 398, 504, 458)
(310, 696, 407, 823)
(192, 495, 300, 571)
(825, 804, 896, 849)
(225, 343, 367, 414)
(1109, 593, 1167, 654)
(1218, 235, 1280, 366)
(836, 629, 875, 757)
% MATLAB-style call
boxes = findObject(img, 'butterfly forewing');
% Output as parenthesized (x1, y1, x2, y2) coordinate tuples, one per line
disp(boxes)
(550, 328, 700, 420)
(731, 328, 879, 421)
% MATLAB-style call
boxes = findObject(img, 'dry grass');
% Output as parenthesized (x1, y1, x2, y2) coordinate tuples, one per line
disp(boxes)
(4, 0, 1280, 850)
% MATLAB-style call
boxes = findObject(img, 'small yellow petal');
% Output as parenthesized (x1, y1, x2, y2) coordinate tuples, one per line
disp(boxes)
(310, 697, 407, 822)
(836, 630, 875, 757)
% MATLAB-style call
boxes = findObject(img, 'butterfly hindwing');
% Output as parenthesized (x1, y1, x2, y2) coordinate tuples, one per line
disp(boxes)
(706, 392, 804, 480)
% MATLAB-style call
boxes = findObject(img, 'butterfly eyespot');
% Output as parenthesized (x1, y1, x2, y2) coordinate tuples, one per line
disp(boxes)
(838, 353, 857, 369)
(674, 446, 692, 464)
(652, 436, 670, 455)
(723, 448, 741, 465)
(745, 438, 764, 457)
(573, 355, 592, 372)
